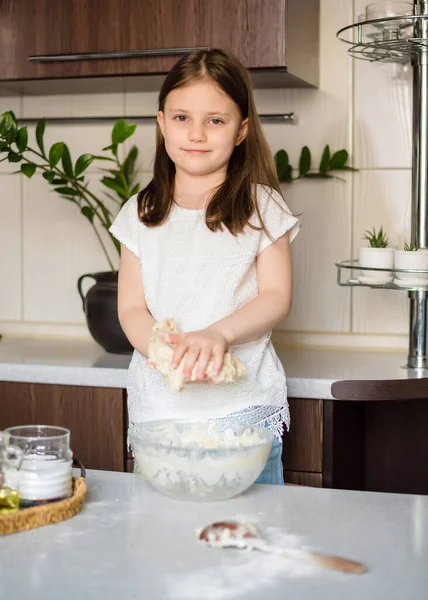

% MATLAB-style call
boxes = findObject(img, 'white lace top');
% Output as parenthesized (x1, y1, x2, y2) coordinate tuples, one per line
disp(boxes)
(109, 184, 299, 439)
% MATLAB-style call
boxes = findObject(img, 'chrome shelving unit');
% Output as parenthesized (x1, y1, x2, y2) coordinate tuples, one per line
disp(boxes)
(337, 1, 428, 369)
(336, 260, 428, 289)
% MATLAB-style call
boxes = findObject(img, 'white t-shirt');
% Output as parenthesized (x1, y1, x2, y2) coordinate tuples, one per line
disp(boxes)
(109, 184, 299, 438)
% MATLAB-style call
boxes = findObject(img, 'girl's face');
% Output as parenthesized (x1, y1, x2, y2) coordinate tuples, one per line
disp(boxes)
(157, 79, 248, 179)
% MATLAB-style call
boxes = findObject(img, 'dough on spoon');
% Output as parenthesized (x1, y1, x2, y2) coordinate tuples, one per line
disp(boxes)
(147, 318, 246, 392)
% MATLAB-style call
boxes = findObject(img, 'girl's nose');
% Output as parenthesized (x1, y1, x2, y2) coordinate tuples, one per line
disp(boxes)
(188, 124, 207, 143)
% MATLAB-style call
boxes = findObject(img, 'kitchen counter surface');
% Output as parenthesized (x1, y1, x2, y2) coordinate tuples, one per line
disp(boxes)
(1, 469, 427, 599)
(0, 337, 421, 399)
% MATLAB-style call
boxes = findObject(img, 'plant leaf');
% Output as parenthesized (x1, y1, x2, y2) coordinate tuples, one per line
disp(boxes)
(81, 206, 95, 223)
(16, 127, 28, 153)
(101, 176, 127, 196)
(53, 186, 81, 196)
(102, 143, 118, 157)
(43, 171, 56, 184)
(61, 144, 74, 178)
(21, 162, 36, 178)
(101, 167, 122, 177)
(319, 145, 330, 174)
(75, 153, 94, 176)
(36, 119, 46, 156)
(49, 142, 64, 168)
(123, 145, 139, 183)
(299, 146, 311, 177)
(274, 149, 289, 182)
(92, 154, 115, 161)
(0, 112, 15, 137)
(130, 183, 140, 195)
(8, 151, 22, 163)
(112, 119, 136, 145)
(329, 149, 348, 169)
(52, 178, 67, 185)
(1, 115, 18, 144)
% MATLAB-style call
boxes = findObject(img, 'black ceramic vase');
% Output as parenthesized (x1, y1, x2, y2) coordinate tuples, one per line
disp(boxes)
(77, 271, 133, 354)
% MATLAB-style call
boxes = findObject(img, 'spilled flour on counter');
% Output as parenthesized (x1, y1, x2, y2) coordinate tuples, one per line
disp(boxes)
(165, 528, 327, 600)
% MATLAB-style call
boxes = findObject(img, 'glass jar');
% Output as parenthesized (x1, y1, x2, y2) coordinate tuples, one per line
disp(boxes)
(4, 425, 73, 507)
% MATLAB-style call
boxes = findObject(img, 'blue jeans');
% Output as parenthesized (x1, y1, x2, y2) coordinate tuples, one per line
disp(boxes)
(255, 434, 285, 485)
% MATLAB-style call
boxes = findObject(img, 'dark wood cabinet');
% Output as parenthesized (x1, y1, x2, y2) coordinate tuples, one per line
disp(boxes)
(202, 0, 319, 86)
(1, 379, 426, 493)
(0, 382, 126, 472)
(283, 398, 323, 473)
(0, 0, 319, 88)
(0, 381, 326, 486)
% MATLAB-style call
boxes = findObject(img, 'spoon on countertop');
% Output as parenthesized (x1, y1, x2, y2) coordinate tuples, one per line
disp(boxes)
(198, 521, 367, 575)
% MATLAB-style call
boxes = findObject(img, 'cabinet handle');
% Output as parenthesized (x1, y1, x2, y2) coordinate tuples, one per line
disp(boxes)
(29, 47, 210, 63)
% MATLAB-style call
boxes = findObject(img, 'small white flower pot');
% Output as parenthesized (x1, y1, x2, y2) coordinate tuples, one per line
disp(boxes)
(358, 247, 394, 283)
(394, 250, 428, 284)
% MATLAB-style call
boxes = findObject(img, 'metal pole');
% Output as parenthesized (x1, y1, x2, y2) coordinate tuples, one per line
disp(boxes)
(408, 0, 428, 368)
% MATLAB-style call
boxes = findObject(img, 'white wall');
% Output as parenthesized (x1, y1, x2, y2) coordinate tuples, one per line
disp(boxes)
(0, 0, 413, 350)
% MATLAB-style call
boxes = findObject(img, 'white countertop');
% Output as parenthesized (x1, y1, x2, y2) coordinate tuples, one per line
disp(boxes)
(0, 338, 422, 399)
(1, 469, 427, 599)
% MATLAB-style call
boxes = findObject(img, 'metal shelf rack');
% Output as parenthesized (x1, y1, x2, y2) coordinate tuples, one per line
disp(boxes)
(336, 260, 428, 290)
(337, 0, 428, 369)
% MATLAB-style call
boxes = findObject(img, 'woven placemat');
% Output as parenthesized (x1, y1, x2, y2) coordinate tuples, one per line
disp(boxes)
(0, 477, 87, 536)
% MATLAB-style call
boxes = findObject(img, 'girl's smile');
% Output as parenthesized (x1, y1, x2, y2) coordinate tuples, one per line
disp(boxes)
(182, 149, 211, 155)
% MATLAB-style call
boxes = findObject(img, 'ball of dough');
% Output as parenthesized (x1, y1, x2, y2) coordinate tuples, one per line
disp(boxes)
(147, 318, 246, 392)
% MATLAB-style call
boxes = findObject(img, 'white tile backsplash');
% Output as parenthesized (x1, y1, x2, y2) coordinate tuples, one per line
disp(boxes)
(353, 0, 412, 169)
(0, 0, 418, 351)
(0, 95, 22, 118)
(354, 61, 412, 169)
(278, 176, 352, 333)
(124, 91, 159, 116)
(0, 176, 22, 320)
(352, 169, 411, 334)
(22, 93, 125, 119)
(22, 174, 117, 324)
(353, 169, 412, 252)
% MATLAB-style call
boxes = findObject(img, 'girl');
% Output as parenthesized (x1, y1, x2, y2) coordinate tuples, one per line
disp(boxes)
(109, 48, 299, 485)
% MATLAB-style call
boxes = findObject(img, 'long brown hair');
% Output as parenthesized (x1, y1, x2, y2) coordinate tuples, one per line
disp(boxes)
(137, 48, 284, 236)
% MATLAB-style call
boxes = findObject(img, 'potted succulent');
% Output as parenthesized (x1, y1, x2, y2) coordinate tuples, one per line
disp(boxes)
(394, 243, 428, 285)
(0, 110, 140, 354)
(358, 226, 394, 284)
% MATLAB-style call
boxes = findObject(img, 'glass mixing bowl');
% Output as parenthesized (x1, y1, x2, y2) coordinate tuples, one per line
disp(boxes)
(129, 419, 274, 501)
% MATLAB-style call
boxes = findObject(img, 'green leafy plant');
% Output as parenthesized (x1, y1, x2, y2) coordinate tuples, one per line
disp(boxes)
(0, 111, 140, 271)
(274, 144, 358, 183)
(363, 226, 389, 248)
(403, 242, 419, 251)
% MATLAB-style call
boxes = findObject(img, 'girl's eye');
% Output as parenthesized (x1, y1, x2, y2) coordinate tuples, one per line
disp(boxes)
(210, 118, 224, 125)
(174, 115, 188, 122)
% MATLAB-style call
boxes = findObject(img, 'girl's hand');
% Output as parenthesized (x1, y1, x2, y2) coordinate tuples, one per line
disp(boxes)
(162, 327, 228, 381)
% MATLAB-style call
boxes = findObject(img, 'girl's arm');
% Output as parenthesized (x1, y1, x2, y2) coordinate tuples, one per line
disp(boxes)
(212, 232, 293, 344)
(166, 232, 293, 379)
(117, 245, 156, 357)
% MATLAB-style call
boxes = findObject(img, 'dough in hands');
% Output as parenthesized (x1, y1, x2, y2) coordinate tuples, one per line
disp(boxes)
(147, 318, 246, 392)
